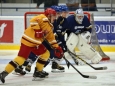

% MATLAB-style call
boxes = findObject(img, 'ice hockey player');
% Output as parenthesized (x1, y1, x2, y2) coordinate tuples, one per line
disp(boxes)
(0, 8, 64, 84)
(66, 8, 102, 64)
(12, 5, 65, 75)
(43, 5, 70, 72)
(12, 5, 68, 75)
(51, 5, 69, 72)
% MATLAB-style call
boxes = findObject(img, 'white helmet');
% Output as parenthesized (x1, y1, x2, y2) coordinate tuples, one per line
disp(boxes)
(75, 9, 84, 24)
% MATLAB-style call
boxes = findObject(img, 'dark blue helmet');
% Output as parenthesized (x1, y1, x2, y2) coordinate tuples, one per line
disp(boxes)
(50, 5, 62, 12)
(59, 5, 68, 11)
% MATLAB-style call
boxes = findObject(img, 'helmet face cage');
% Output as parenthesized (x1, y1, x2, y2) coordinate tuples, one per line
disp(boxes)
(75, 9, 84, 24)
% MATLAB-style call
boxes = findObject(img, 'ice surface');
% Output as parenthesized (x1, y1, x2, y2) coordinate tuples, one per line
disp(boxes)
(0, 50, 115, 86)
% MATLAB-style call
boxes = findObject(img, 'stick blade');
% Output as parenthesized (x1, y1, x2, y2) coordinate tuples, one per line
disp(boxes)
(82, 75, 97, 79)
(103, 66, 107, 70)
(89, 76, 97, 79)
(95, 66, 108, 70)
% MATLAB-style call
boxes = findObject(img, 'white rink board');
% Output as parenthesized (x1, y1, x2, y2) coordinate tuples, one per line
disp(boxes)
(0, 16, 115, 44)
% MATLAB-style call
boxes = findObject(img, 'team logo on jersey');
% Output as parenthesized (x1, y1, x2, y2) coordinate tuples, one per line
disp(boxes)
(74, 26, 84, 29)
(58, 25, 62, 29)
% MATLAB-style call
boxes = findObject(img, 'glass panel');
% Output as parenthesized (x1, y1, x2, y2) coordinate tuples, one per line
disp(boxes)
(0, 0, 115, 16)
(111, 0, 115, 16)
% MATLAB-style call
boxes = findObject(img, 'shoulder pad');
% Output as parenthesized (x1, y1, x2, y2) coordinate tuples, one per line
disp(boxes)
(43, 18, 49, 21)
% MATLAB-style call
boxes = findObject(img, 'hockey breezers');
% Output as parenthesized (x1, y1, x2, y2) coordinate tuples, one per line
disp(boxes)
(67, 48, 107, 70)
(43, 38, 97, 79)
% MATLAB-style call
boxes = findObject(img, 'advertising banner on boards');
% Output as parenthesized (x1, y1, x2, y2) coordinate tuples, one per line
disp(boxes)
(95, 21, 115, 45)
(0, 20, 13, 43)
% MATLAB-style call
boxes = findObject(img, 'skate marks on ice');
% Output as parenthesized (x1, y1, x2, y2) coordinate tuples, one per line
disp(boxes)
(0, 51, 115, 86)
(0, 63, 115, 86)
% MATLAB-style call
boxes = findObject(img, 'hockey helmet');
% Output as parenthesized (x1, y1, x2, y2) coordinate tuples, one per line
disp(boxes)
(75, 9, 84, 24)
(50, 5, 62, 12)
(59, 5, 68, 12)
(44, 8, 56, 16)
(59, 5, 69, 18)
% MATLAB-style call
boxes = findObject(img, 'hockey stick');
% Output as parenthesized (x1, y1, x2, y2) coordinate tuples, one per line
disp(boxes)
(63, 56, 97, 79)
(43, 38, 97, 79)
(67, 48, 107, 70)
(67, 51, 79, 65)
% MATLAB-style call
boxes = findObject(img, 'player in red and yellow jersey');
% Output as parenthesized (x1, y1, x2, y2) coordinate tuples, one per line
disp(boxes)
(0, 8, 63, 83)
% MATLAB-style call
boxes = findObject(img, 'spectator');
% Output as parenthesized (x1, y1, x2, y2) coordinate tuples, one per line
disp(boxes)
(36, 0, 59, 9)
(66, 0, 79, 11)
(81, 0, 98, 11)
(0, 0, 6, 3)
(33, 0, 37, 3)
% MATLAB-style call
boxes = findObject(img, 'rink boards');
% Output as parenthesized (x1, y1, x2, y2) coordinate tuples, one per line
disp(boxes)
(0, 16, 115, 52)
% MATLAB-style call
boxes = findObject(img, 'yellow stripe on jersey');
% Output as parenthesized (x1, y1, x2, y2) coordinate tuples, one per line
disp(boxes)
(22, 34, 41, 44)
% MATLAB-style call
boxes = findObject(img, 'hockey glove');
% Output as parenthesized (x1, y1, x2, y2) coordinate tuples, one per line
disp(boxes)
(34, 29, 44, 38)
(54, 46, 64, 59)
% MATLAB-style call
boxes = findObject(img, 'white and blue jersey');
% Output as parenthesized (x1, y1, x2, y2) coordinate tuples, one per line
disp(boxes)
(53, 16, 69, 52)
(53, 16, 69, 36)
(67, 15, 92, 34)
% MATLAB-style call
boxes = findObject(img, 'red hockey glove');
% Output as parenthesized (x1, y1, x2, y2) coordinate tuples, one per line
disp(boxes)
(34, 29, 44, 38)
(54, 46, 64, 59)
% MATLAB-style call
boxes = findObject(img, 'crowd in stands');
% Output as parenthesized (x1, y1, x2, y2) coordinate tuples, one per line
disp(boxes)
(0, 0, 98, 11)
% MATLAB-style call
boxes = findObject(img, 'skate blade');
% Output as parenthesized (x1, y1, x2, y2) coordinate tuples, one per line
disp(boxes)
(0, 79, 5, 84)
(12, 72, 24, 76)
(51, 69, 65, 73)
(45, 76, 48, 78)
(32, 77, 45, 81)
(12, 72, 19, 75)
(24, 70, 30, 74)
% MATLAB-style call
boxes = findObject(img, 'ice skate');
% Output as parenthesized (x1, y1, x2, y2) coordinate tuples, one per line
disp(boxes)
(32, 69, 46, 81)
(51, 61, 65, 73)
(12, 66, 26, 75)
(41, 70, 49, 78)
(25, 65, 31, 73)
(34, 67, 49, 78)
(0, 71, 8, 84)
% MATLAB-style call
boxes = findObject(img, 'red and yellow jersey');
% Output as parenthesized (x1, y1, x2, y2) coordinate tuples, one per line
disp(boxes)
(21, 14, 58, 48)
